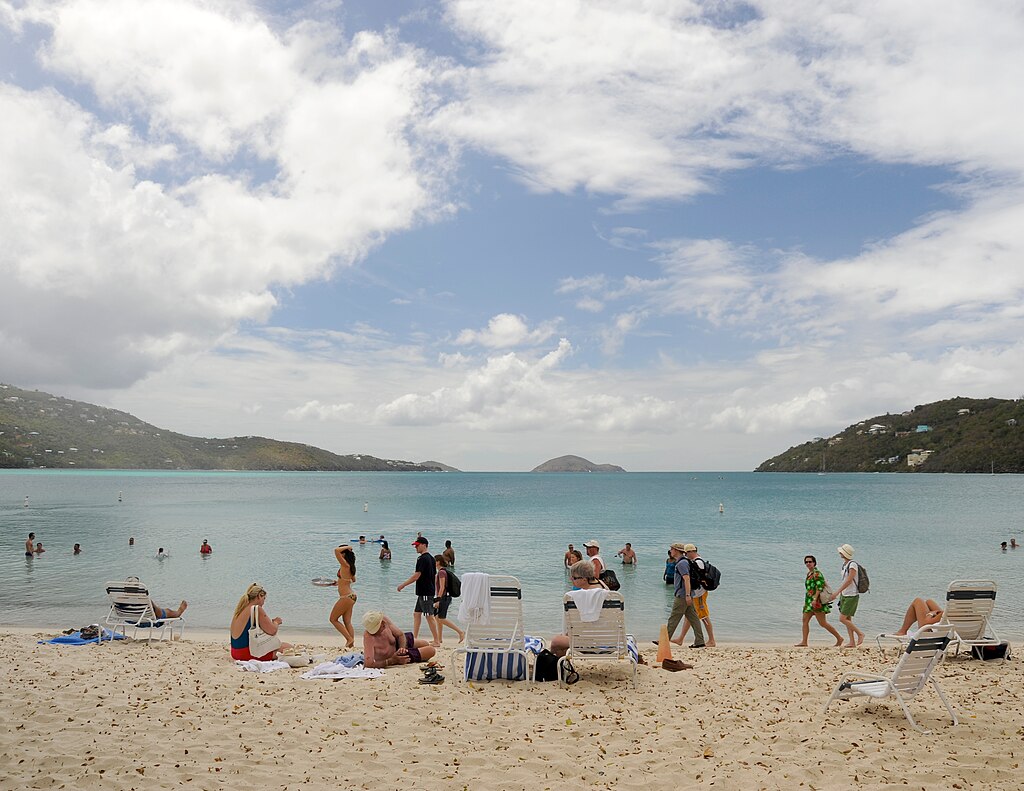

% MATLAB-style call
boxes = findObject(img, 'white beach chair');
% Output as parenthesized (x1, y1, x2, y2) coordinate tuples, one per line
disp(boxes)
(453, 575, 534, 682)
(825, 624, 958, 734)
(559, 591, 638, 688)
(876, 580, 999, 657)
(103, 577, 185, 642)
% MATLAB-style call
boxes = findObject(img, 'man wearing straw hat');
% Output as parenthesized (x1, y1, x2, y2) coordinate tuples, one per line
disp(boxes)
(666, 542, 706, 648)
(826, 544, 865, 648)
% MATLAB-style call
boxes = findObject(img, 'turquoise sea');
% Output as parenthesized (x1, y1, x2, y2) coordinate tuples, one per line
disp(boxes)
(1, 470, 1022, 644)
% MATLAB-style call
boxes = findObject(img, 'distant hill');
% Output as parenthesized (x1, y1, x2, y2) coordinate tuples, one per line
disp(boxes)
(418, 460, 460, 472)
(0, 383, 449, 472)
(756, 396, 1024, 473)
(532, 454, 626, 473)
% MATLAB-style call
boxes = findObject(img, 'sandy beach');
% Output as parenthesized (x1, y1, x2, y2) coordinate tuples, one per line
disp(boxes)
(2, 628, 1022, 790)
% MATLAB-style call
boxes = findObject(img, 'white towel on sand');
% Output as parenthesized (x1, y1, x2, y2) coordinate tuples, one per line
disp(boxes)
(458, 572, 491, 625)
(300, 662, 384, 680)
(569, 588, 609, 622)
(235, 659, 290, 673)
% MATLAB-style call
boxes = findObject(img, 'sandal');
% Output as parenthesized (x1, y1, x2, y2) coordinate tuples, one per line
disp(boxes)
(418, 673, 445, 685)
(562, 660, 580, 685)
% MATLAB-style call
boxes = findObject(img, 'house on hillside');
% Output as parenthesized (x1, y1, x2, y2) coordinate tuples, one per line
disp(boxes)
(907, 450, 934, 467)
(957, 408, 971, 416)
(916, 425, 931, 432)
(1007, 419, 1018, 427)
(868, 424, 888, 435)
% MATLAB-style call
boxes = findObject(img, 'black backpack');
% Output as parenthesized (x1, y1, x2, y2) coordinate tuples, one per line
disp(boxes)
(691, 558, 722, 591)
(599, 569, 621, 591)
(534, 649, 559, 681)
(445, 570, 461, 598)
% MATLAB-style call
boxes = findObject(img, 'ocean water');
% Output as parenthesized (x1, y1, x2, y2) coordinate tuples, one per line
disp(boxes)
(2, 470, 1022, 644)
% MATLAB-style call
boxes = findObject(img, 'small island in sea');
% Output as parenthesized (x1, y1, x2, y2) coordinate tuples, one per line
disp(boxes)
(757, 396, 1024, 473)
(0, 383, 455, 472)
(531, 454, 626, 473)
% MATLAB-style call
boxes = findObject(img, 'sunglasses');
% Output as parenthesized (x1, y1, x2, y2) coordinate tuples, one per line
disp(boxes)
(804, 560, 815, 564)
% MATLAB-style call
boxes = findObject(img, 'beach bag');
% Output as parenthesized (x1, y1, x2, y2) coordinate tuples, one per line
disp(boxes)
(971, 642, 1011, 661)
(248, 605, 282, 657)
(534, 649, 559, 681)
(599, 569, 621, 591)
(817, 581, 834, 608)
(856, 564, 870, 594)
(446, 570, 461, 598)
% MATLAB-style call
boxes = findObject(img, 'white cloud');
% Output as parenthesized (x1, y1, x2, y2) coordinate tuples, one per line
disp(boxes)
(455, 313, 560, 348)
(285, 400, 356, 421)
(0, 0, 449, 388)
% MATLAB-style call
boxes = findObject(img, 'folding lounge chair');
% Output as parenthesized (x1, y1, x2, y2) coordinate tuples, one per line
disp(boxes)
(824, 624, 958, 734)
(943, 579, 999, 656)
(104, 577, 185, 642)
(453, 575, 534, 682)
(559, 591, 638, 688)
(876, 579, 999, 657)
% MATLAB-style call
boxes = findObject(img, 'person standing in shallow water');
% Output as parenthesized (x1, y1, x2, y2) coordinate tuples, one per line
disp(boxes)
(25, 532, 35, 557)
(794, 555, 843, 647)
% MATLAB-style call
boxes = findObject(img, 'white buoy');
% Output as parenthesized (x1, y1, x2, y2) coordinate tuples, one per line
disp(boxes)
(118, 491, 123, 502)
(364, 502, 368, 513)
(719, 503, 724, 514)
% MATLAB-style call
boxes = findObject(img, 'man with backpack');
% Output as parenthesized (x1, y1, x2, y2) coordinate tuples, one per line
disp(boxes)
(665, 542, 706, 649)
(673, 544, 716, 647)
(825, 543, 866, 648)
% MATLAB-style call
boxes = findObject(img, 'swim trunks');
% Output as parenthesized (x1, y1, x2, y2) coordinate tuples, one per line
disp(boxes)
(402, 632, 423, 663)
(693, 592, 709, 620)
(435, 594, 452, 619)
(839, 595, 859, 617)
(414, 595, 434, 615)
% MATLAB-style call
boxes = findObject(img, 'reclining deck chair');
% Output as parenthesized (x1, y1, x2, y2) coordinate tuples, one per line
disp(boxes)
(944, 579, 999, 656)
(453, 575, 534, 682)
(104, 577, 185, 642)
(876, 580, 999, 657)
(825, 624, 958, 734)
(559, 591, 638, 688)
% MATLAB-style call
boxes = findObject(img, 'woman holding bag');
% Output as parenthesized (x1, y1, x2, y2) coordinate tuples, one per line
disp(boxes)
(794, 555, 843, 647)
(230, 583, 292, 660)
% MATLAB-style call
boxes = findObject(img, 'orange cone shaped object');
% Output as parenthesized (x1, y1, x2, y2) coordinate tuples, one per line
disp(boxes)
(656, 624, 674, 663)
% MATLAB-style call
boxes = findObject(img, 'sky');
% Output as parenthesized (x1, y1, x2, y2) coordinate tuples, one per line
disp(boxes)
(2, 0, 1024, 472)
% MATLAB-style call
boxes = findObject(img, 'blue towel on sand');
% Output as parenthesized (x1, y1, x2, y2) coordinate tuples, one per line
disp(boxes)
(331, 652, 365, 667)
(39, 628, 125, 646)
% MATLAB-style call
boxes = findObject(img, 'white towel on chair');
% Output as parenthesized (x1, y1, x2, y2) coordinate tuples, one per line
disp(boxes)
(569, 588, 609, 622)
(458, 572, 491, 625)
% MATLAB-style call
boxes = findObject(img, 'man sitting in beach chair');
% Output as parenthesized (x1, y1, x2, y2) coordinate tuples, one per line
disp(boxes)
(104, 577, 187, 642)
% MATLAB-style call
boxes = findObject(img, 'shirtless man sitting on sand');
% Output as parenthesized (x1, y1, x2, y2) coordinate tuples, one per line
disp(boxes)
(362, 611, 436, 668)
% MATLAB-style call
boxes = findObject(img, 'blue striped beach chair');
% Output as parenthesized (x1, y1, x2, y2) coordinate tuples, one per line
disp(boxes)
(559, 592, 638, 688)
(453, 575, 536, 682)
(103, 577, 185, 643)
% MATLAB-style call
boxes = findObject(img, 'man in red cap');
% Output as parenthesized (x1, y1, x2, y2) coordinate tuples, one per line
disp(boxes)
(398, 536, 442, 646)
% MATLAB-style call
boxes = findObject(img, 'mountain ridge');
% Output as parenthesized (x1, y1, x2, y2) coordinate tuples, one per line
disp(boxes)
(756, 396, 1024, 473)
(531, 454, 626, 473)
(0, 383, 454, 472)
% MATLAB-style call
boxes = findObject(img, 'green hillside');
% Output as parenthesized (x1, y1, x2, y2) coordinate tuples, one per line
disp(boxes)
(756, 397, 1024, 473)
(0, 383, 450, 472)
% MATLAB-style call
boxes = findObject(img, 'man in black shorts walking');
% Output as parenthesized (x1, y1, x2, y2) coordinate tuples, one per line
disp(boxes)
(397, 536, 442, 646)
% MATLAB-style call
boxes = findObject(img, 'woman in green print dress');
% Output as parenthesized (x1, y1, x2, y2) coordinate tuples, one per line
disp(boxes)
(795, 555, 844, 646)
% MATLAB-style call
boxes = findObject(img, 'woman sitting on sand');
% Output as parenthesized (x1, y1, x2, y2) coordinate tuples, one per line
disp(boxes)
(893, 598, 944, 635)
(379, 540, 391, 561)
(329, 544, 357, 648)
(795, 555, 843, 647)
(230, 583, 291, 661)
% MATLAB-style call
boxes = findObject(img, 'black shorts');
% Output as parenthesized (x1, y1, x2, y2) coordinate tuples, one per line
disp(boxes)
(435, 595, 452, 619)
(414, 595, 435, 615)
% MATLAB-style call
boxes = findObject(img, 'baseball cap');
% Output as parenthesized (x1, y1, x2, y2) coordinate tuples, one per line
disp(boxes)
(412, 537, 429, 546)
(582, 540, 600, 548)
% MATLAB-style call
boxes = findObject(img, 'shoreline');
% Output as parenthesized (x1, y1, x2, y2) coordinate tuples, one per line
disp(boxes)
(5, 626, 1022, 789)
